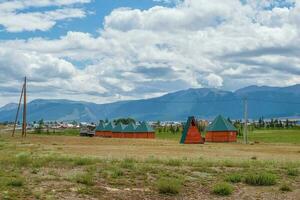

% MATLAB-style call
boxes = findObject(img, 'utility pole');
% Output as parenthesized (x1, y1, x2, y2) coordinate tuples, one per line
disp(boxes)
(12, 83, 24, 137)
(22, 77, 27, 138)
(243, 97, 248, 144)
(12, 77, 27, 138)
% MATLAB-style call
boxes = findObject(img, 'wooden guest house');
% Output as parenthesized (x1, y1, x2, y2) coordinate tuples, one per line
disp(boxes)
(95, 121, 155, 139)
(205, 115, 237, 142)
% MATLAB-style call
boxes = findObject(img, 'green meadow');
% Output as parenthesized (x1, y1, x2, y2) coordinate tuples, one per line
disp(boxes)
(246, 129, 300, 144)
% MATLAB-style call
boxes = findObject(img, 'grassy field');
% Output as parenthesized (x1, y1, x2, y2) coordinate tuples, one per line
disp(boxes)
(26, 128, 79, 136)
(27, 127, 300, 144)
(246, 129, 300, 144)
(157, 128, 300, 144)
(0, 128, 299, 199)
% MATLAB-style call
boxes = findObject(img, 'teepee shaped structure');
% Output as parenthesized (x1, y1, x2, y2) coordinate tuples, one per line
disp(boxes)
(180, 116, 205, 144)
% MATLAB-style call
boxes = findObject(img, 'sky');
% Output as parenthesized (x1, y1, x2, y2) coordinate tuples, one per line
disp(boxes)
(0, 0, 300, 106)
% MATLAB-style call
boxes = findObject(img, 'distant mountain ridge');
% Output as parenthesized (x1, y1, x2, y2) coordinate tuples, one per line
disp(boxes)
(236, 84, 300, 95)
(0, 103, 18, 112)
(0, 84, 300, 122)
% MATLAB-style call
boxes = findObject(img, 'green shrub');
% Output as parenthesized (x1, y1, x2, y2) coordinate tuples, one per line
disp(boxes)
(145, 156, 162, 164)
(251, 156, 257, 160)
(31, 168, 39, 174)
(280, 183, 292, 192)
(244, 173, 276, 186)
(33, 191, 42, 199)
(73, 157, 95, 166)
(7, 178, 24, 187)
(77, 187, 93, 195)
(74, 173, 94, 186)
(287, 168, 299, 176)
(212, 182, 233, 196)
(225, 174, 242, 183)
(48, 170, 59, 177)
(166, 159, 182, 167)
(157, 178, 182, 195)
(111, 168, 124, 178)
(31, 154, 72, 168)
(15, 152, 31, 166)
(223, 160, 235, 167)
(120, 158, 135, 169)
(86, 166, 97, 174)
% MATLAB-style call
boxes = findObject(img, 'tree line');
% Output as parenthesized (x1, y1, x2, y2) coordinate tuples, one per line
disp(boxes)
(255, 117, 297, 129)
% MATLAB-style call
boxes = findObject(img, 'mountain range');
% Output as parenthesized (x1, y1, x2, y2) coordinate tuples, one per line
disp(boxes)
(0, 85, 300, 122)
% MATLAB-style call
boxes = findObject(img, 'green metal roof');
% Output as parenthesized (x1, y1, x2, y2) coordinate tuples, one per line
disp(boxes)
(96, 121, 154, 133)
(95, 121, 105, 131)
(136, 121, 154, 132)
(205, 115, 237, 132)
(112, 123, 125, 132)
(180, 116, 195, 144)
(103, 122, 115, 131)
(123, 123, 137, 133)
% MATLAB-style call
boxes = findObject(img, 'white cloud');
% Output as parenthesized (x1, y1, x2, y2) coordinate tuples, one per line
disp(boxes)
(0, 0, 90, 32)
(205, 74, 223, 88)
(104, 0, 241, 32)
(0, 0, 90, 11)
(0, 0, 300, 106)
(153, 0, 182, 4)
(0, 48, 76, 81)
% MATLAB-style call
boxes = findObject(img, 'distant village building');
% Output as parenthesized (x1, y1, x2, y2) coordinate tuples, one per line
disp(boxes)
(197, 120, 209, 127)
(205, 115, 237, 142)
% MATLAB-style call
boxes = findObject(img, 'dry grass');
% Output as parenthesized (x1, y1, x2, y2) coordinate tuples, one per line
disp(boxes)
(0, 131, 299, 199)
(1, 132, 299, 161)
